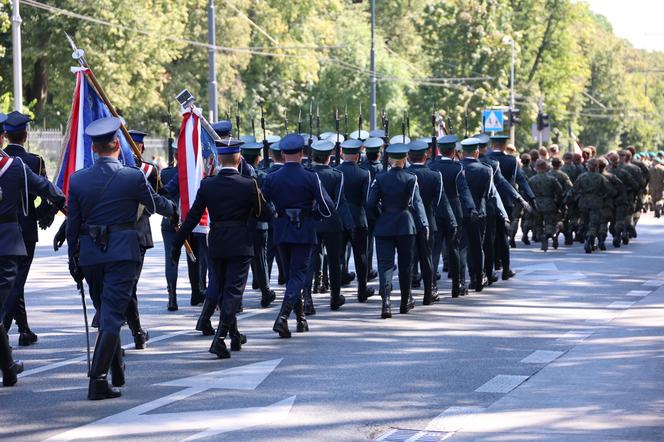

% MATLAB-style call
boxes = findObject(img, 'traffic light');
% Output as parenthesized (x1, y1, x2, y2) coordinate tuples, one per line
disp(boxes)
(508, 108, 521, 126)
(537, 112, 550, 131)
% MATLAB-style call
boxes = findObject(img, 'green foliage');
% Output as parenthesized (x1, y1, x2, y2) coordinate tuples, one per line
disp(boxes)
(0, 0, 662, 150)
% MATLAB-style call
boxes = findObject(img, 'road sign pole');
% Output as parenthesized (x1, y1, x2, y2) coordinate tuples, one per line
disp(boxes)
(509, 38, 516, 145)
(12, 0, 22, 112)
(369, 0, 377, 131)
(207, 0, 218, 122)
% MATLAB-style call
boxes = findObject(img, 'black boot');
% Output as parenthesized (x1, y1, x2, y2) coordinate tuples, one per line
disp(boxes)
(411, 273, 421, 288)
(622, 228, 630, 245)
(195, 300, 216, 336)
(451, 275, 461, 298)
(400, 292, 415, 314)
(368, 268, 378, 281)
(127, 315, 149, 350)
(312, 272, 322, 294)
(303, 287, 316, 316)
(110, 340, 125, 387)
(295, 296, 309, 333)
(209, 322, 231, 359)
(564, 230, 574, 246)
(167, 284, 178, 311)
(260, 289, 276, 308)
(509, 233, 516, 248)
(357, 286, 376, 303)
(18, 329, 38, 347)
(330, 292, 346, 311)
(521, 228, 531, 245)
(474, 274, 484, 292)
(381, 285, 392, 319)
(502, 269, 516, 280)
(229, 319, 247, 352)
(552, 233, 559, 250)
(320, 272, 330, 294)
(190, 291, 205, 307)
(341, 271, 355, 286)
(541, 235, 549, 252)
(88, 332, 122, 400)
(273, 302, 294, 338)
(584, 236, 593, 254)
(598, 234, 607, 251)
(0, 325, 23, 387)
(613, 234, 621, 248)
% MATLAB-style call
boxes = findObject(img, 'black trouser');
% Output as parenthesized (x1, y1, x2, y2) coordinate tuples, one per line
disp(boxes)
(483, 215, 497, 278)
(342, 227, 369, 295)
(2, 241, 35, 332)
(494, 216, 511, 272)
(187, 234, 208, 297)
(376, 235, 414, 301)
(267, 227, 284, 282)
(307, 231, 342, 297)
(413, 229, 434, 298)
(0, 257, 20, 320)
(461, 217, 484, 283)
(251, 229, 270, 296)
(433, 217, 460, 287)
(367, 221, 376, 272)
(211, 256, 252, 326)
(125, 248, 147, 327)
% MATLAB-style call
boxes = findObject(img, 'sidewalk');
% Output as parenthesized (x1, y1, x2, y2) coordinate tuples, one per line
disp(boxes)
(448, 284, 664, 441)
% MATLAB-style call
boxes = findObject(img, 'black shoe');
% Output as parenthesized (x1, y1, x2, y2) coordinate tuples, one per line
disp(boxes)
(303, 288, 316, 316)
(381, 289, 392, 319)
(509, 235, 516, 248)
(622, 231, 630, 245)
(442, 264, 449, 272)
(451, 283, 460, 298)
(18, 330, 38, 347)
(613, 236, 621, 248)
(341, 272, 356, 286)
(629, 226, 637, 238)
(411, 278, 421, 289)
(273, 302, 293, 338)
(399, 295, 415, 314)
(495, 261, 502, 271)
(88, 332, 122, 400)
(210, 323, 231, 358)
(260, 290, 276, 308)
(295, 298, 309, 333)
(423, 289, 439, 305)
(541, 236, 548, 252)
(312, 272, 322, 294)
(473, 276, 484, 292)
(502, 269, 516, 280)
(655, 207, 661, 218)
(584, 237, 593, 254)
(436, 271, 441, 281)
(196, 300, 217, 336)
(133, 329, 149, 350)
(368, 269, 378, 281)
(521, 235, 531, 245)
(330, 294, 346, 311)
(564, 232, 574, 246)
(167, 289, 178, 312)
(2, 360, 23, 387)
(486, 272, 499, 286)
(0, 324, 23, 387)
(598, 235, 607, 251)
(229, 321, 246, 352)
(358, 287, 376, 303)
(190, 292, 204, 307)
(552, 235, 559, 249)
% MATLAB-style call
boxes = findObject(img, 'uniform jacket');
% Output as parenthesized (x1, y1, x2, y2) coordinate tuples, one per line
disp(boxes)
(648, 163, 664, 202)
(160, 166, 179, 230)
(480, 153, 521, 217)
(67, 157, 175, 266)
(367, 167, 428, 237)
(572, 171, 610, 210)
(528, 172, 563, 212)
(360, 159, 383, 182)
(261, 162, 335, 245)
(135, 161, 160, 249)
(429, 157, 475, 222)
(602, 171, 627, 209)
(489, 151, 535, 204)
(251, 168, 270, 231)
(311, 164, 352, 233)
(4, 144, 48, 243)
(460, 158, 492, 218)
(561, 163, 580, 183)
(0, 157, 65, 256)
(407, 164, 455, 232)
(336, 161, 371, 229)
(175, 168, 271, 258)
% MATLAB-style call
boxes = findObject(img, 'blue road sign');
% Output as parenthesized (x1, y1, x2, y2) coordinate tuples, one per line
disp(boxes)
(483, 110, 504, 132)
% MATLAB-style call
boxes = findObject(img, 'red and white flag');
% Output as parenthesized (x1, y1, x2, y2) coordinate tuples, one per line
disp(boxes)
(177, 109, 209, 234)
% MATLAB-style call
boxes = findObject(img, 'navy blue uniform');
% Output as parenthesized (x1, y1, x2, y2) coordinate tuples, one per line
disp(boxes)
(174, 168, 271, 329)
(407, 164, 454, 303)
(250, 167, 274, 305)
(2, 144, 51, 342)
(460, 157, 492, 290)
(429, 157, 474, 296)
(367, 167, 428, 316)
(360, 159, 383, 274)
(261, 162, 334, 330)
(265, 163, 285, 284)
(159, 165, 180, 309)
(336, 161, 373, 299)
(67, 157, 175, 336)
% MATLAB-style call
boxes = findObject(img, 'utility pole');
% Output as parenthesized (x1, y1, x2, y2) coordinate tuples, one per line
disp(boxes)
(207, 0, 218, 122)
(369, 0, 377, 131)
(508, 37, 516, 144)
(12, 0, 22, 112)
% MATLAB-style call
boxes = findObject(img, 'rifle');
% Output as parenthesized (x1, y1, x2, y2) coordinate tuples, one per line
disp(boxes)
(401, 112, 406, 143)
(297, 109, 302, 134)
(316, 104, 321, 138)
(382, 111, 390, 171)
(358, 103, 363, 138)
(251, 115, 256, 138)
(431, 105, 438, 159)
(77, 281, 92, 376)
(235, 102, 241, 139)
(406, 111, 410, 139)
(261, 106, 269, 168)
(344, 105, 349, 139)
(308, 100, 314, 156)
(335, 108, 341, 166)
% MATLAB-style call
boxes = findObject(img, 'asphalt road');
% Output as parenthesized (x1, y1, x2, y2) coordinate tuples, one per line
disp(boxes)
(1, 215, 663, 441)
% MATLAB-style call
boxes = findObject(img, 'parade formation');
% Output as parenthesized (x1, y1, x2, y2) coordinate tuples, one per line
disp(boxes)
(0, 91, 661, 403)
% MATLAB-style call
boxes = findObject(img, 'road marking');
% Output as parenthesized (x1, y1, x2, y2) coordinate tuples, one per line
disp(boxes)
(520, 350, 563, 364)
(475, 375, 529, 393)
(425, 406, 486, 432)
(607, 300, 636, 309)
(626, 290, 651, 297)
(557, 330, 593, 344)
(515, 263, 586, 282)
(46, 359, 290, 441)
(643, 279, 664, 287)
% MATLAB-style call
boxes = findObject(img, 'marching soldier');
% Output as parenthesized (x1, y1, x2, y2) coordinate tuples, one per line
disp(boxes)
(367, 142, 427, 318)
(598, 157, 626, 250)
(649, 158, 664, 218)
(360, 136, 384, 282)
(429, 135, 474, 298)
(241, 142, 277, 308)
(261, 134, 335, 338)
(172, 138, 272, 359)
(572, 158, 610, 253)
(528, 159, 564, 251)
(159, 144, 181, 311)
(66, 117, 176, 400)
(337, 139, 375, 302)
(2, 111, 57, 347)
(265, 140, 287, 286)
(0, 127, 66, 386)
(618, 150, 644, 243)
(407, 139, 454, 303)
(606, 152, 639, 247)
(627, 146, 650, 234)
(460, 138, 492, 292)
(305, 139, 350, 312)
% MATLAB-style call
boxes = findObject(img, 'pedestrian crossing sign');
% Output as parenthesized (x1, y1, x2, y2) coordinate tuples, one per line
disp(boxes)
(483, 110, 504, 132)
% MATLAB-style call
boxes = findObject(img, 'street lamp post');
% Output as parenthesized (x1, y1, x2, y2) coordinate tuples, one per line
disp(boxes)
(207, 0, 218, 122)
(369, 0, 376, 131)
(503, 36, 516, 144)
(12, 0, 23, 112)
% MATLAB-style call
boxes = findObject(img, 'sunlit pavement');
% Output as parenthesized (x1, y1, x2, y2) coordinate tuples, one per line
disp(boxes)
(1, 215, 663, 441)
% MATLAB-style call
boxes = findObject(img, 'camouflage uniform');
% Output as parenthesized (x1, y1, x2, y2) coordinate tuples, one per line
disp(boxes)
(599, 170, 625, 249)
(561, 161, 583, 242)
(631, 158, 650, 226)
(529, 171, 563, 250)
(513, 163, 536, 245)
(549, 168, 573, 242)
(607, 163, 639, 245)
(648, 161, 664, 217)
(573, 169, 610, 252)
(619, 161, 644, 237)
